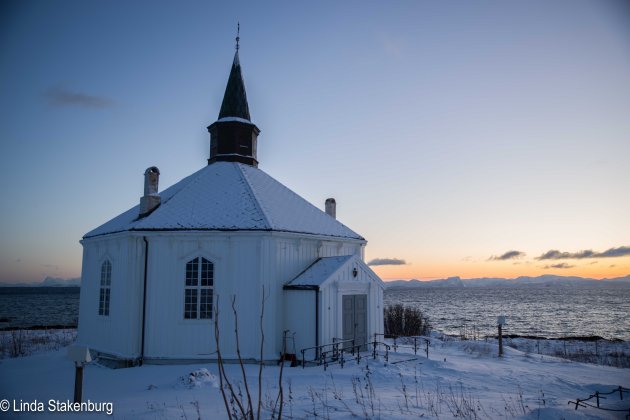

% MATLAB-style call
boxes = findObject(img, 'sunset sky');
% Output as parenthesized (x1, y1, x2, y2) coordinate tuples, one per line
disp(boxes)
(1, 0, 629, 283)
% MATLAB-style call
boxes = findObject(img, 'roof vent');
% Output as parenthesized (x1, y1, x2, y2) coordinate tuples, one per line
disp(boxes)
(139, 166, 161, 218)
(325, 198, 336, 219)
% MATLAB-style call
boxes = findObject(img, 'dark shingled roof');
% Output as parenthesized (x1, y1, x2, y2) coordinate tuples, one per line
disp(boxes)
(218, 51, 251, 121)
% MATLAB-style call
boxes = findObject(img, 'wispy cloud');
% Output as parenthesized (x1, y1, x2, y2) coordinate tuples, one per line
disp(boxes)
(598, 246, 630, 258)
(488, 250, 525, 261)
(367, 258, 406, 266)
(544, 263, 574, 269)
(45, 87, 112, 108)
(536, 246, 630, 260)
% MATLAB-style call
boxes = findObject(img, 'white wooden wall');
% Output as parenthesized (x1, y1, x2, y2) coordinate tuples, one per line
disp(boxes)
(78, 230, 366, 362)
(77, 235, 144, 359)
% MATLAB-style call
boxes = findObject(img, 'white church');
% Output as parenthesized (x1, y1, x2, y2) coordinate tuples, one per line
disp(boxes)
(77, 42, 385, 365)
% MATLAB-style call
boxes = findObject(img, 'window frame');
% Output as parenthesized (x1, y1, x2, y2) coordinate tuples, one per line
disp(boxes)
(98, 260, 112, 316)
(183, 257, 214, 320)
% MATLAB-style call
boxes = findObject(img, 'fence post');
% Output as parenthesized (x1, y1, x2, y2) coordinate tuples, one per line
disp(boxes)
(425, 340, 429, 359)
(373, 335, 377, 359)
(498, 325, 503, 357)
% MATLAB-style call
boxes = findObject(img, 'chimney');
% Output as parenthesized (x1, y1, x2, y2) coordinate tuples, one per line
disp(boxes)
(139, 166, 161, 217)
(325, 198, 336, 219)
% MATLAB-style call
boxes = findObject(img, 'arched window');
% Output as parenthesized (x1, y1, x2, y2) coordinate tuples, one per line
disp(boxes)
(184, 257, 213, 319)
(99, 260, 112, 316)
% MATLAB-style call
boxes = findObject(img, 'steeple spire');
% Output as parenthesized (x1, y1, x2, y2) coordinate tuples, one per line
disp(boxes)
(217, 24, 250, 121)
(207, 28, 261, 167)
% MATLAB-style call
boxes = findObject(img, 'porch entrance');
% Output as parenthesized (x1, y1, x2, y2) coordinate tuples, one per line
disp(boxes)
(342, 294, 367, 351)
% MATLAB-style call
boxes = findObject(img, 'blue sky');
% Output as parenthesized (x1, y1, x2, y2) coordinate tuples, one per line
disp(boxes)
(1, 0, 629, 283)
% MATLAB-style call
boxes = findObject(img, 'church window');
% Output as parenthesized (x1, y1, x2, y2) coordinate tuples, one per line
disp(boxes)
(184, 257, 213, 319)
(98, 260, 112, 316)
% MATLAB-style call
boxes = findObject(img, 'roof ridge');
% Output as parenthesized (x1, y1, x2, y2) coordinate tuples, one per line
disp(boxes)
(234, 163, 273, 229)
(285, 254, 356, 287)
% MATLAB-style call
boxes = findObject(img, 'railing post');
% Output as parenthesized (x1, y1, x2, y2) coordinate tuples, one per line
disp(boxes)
(595, 392, 599, 408)
(425, 339, 430, 359)
(301, 349, 305, 369)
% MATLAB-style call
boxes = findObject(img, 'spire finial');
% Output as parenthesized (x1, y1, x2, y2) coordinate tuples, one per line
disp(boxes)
(236, 22, 240, 51)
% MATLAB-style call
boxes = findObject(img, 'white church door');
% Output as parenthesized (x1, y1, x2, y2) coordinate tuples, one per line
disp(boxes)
(342, 294, 368, 351)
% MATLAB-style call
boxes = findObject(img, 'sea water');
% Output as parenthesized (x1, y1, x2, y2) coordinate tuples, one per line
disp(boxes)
(0, 287, 79, 329)
(385, 283, 630, 341)
(1, 284, 628, 341)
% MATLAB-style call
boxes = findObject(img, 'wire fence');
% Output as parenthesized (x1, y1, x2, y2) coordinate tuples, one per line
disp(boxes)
(436, 324, 630, 369)
(568, 386, 630, 418)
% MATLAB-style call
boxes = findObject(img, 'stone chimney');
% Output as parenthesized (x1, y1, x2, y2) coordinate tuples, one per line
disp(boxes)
(325, 198, 336, 219)
(139, 166, 161, 217)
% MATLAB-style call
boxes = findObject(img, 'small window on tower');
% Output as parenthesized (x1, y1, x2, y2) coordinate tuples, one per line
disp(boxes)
(184, 257, 213, 319)
(98, 260, 112, 316)
(239, 138, 251, 155)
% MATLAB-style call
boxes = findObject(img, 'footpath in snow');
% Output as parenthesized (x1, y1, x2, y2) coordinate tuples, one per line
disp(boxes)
(0, 331, 628, 419)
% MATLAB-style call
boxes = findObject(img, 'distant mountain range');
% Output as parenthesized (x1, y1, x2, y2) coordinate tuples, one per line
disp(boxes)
(385, 274, 630, 289)
(0, 276, 81, 287)
(2, 274, 629, 288)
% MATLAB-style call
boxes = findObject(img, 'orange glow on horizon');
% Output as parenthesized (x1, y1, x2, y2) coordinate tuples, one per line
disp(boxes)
(370, 258, 630, 281)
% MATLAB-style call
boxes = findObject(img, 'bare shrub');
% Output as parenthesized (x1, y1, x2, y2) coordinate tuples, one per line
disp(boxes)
(10, 330, 25, 357)
(384, 304, 431, 337)
(214, 287, 285, 420)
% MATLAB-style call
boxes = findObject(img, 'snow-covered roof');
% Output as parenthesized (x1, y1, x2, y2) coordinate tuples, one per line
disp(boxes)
(84, 162, 364, 240)
(285, 255, 355, 288)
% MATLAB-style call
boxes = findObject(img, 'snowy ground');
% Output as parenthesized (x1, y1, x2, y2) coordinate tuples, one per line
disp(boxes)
(0, 332, 628, 419)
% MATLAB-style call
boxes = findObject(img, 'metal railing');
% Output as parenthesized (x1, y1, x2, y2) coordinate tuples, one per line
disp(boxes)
(300, 338, 356, 369)
(299, 336, 396, 370)
(374, 333, 431, 359)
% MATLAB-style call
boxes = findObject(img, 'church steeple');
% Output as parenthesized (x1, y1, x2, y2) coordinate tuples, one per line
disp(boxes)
(208, 26, 261, 167)
(218, 50, 251, 121)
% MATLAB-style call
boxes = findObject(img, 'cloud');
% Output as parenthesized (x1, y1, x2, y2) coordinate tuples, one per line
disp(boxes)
(45, 87, 112, 108)
(598, 246, 630, 258)
(544, 263, 574, 269)
(488, 250, 525, 261)
(536, 246, 630, 260)
(367, 258, 406, 266)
